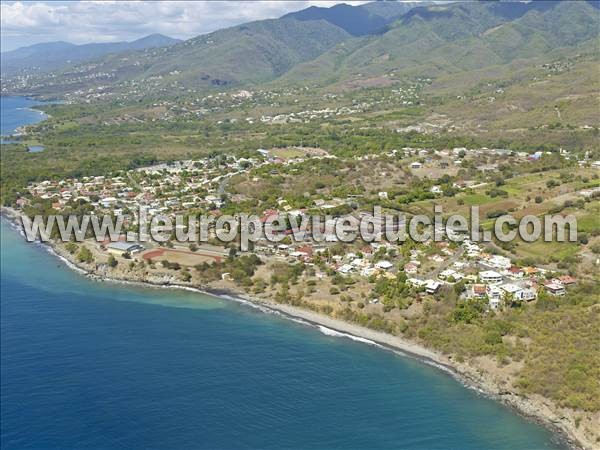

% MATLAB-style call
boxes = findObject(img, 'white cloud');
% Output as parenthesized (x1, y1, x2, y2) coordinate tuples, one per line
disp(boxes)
(1, 0, 369, 51)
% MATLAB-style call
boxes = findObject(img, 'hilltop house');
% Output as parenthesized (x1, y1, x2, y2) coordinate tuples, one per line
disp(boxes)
(500, 283, 537, 302)
(544, 282, 566, 296)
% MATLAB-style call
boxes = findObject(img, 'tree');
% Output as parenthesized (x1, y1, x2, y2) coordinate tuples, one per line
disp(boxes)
(181, 271, 192, 282)
(108, 255, 118, 268)
(452, 298, 487, 324)
(77, 246, 93, 264)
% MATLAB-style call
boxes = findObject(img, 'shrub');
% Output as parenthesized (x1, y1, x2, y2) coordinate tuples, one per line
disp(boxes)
(108, 255, 118, 268)
(65, 242, 78, 254)
(77, 246, 93, 264)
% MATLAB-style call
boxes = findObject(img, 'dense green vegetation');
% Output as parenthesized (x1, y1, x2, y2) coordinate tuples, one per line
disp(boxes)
(411, 283, 600, 411)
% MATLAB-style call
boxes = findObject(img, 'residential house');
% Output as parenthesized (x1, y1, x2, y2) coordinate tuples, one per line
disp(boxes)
(487, 285, 502, 309)
(404, 262, 418, 275)
(375, 260, 394, 271)
(558, 275, 576, 286)
(471, 284, 487, 299)
(479, 270, 503, 284)
(544, 282, 566, 296)
(425, 280, 441, 294)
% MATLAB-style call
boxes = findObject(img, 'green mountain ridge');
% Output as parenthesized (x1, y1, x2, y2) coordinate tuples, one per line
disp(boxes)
(1, 34, 180, 75)
(21, 18, 352, 93)
(282, 1, 418, 36)
(2, 1, 598, 97)
(279, 1, 600, 87)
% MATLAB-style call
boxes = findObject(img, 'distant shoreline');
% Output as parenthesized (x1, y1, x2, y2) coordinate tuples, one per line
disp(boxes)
(1, 95, 50, 138)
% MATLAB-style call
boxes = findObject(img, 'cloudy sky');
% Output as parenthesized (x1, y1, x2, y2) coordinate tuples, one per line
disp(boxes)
(1, 1, 371, 52)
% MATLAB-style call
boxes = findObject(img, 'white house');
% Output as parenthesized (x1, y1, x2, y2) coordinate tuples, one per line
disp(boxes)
(375, 260, 394, 271)
(257, 148, 271, 158)
(479, 270, 503, 284)
(425, 280, 441, 294)
(499, 283, 537, 301)
(438, 269, 463, 282)
(516, 287, 537, 301)
(487, 255, 512, 270)
(100, 197, 117, 208)
(544, 282, 565, 296)
(338, 264, 354, 274)
(487, 285, 502, 309)
(407, 278, 427, 288)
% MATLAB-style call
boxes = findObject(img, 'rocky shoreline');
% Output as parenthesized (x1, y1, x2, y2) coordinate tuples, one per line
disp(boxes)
(1, 207, 593, 450)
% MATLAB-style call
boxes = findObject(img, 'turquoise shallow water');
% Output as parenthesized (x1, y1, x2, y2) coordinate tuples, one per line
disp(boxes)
(0, 220, 565, 450)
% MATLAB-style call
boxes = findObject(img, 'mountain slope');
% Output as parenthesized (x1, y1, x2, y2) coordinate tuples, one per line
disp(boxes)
(282, 3, 388, 36)
(138, 19, 351, 83)
(358, 1, 421, 21)
(13, 18, 351, 94)
(3, 1, 598, 98)
(283, 1, 420, 36)
(1, 34, 180, 75)
(279, 0, 600, 86)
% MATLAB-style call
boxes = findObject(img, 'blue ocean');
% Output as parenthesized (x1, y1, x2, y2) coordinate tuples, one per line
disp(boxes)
(0, 99, 565, 449)
(0, 96, 48, 136)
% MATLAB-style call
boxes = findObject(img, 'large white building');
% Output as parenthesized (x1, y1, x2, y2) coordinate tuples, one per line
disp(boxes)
(479, 270, 503, 284)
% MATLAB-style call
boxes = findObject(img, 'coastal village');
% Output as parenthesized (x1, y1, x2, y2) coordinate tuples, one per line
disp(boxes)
(2, 2, 600, 448)
(16, 144, 598, 317)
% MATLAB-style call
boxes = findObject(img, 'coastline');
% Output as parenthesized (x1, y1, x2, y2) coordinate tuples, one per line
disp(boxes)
(1, 95, 50, 138)
(0, 208, 592, 450)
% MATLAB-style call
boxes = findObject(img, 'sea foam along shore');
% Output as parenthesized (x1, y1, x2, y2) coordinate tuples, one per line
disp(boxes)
(0, 208, 587, 450)
(7, 103, 50, 137)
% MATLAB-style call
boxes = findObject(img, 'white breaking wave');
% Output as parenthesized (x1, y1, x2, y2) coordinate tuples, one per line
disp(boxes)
(317, 325, 382, 347)
(46, 248, 88, 275)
